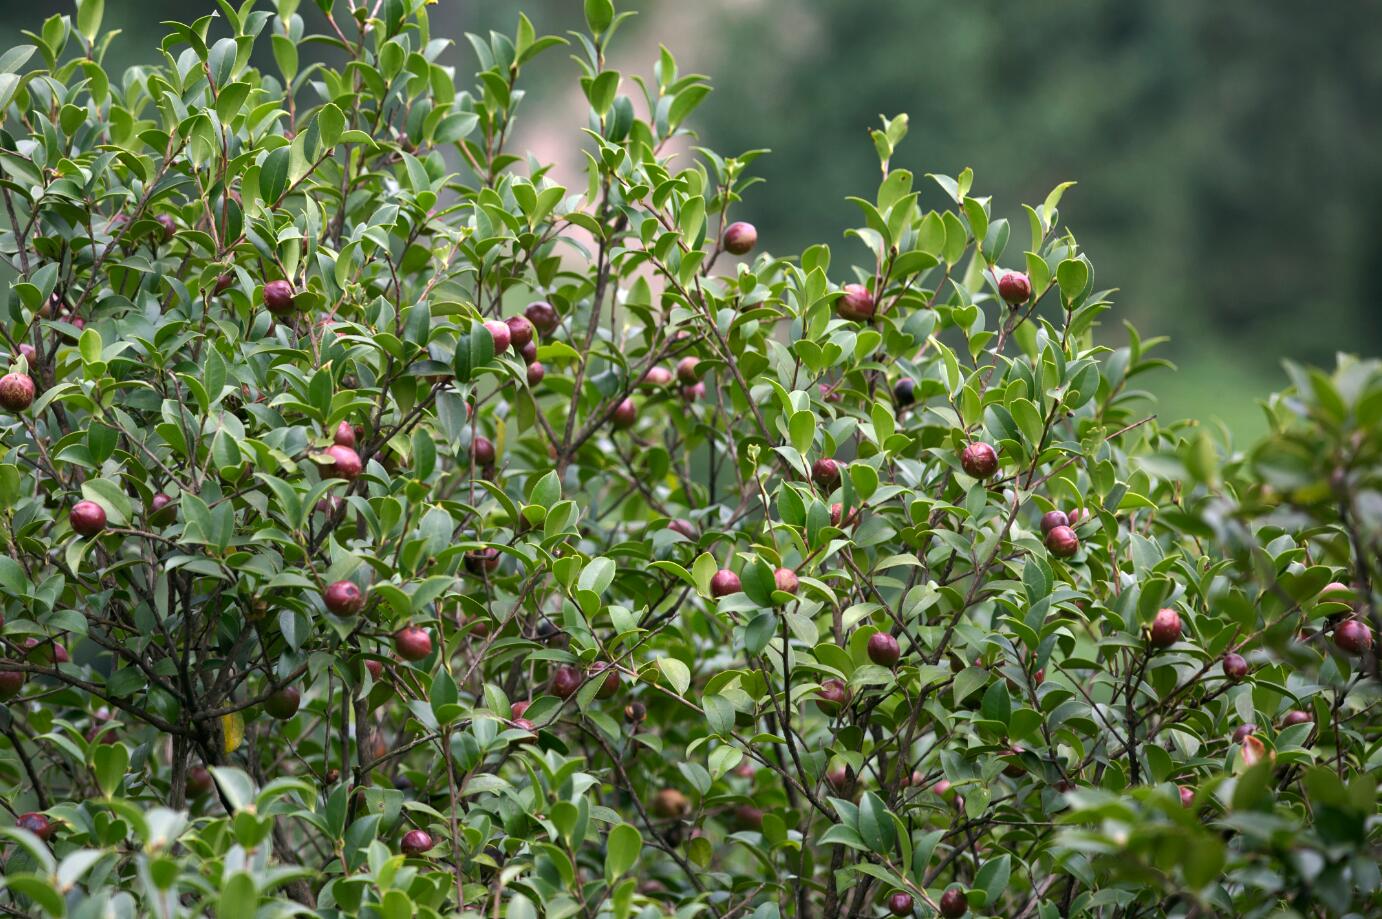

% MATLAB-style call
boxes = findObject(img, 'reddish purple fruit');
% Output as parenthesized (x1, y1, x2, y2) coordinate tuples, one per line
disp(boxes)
(400, 829, 433, 856)
(1149, 608, 1182, 649)
(642, 366, 673, 387)
(830, 503, 860, 529)
(70, 500, 107, 536)
(156, 213, 177, 241)
(938, 887, 968, 918)
(364, 659, 384, 680)
(773, 567, 799, 595)
(1178, 785, 1195, 808)
(187, 766, 214, 797)
(264, 686, 301, 720)
(812, 458, 841, 489)
(710, 569, 742, 598)
(484, 319, 511, 353)
(1046, 525, 1079, 558)
(867, 632, 901, 667)
(997, 269, 1032, 305)
(960, 442, 999, 479)
(667, 518, 698, 540)
(551, 665, 583, 699)
(526, 362, 545, 386)
(324, 444, 362, 480)
(589, 662, 621, 699)
(394, 626, 433, 662)
(1334, 619, 1373, 655)
(825, 764, 850, 791)
(836, 283, 876, 321)
(149, 492, 175, 523)
(17, 812, 55, 841)
(333, 420, 356, 448)
(1040, 510, 1069, 535)
(525, 301, 559, 335)
(1281, 710, 1313, 728)
(612, 398, 637, 429)
(511, 700, 532, 719)
(324, 580, 365, 616)
(465, 547, 501, 575)
(506, 315, 535, 350)
(817, 678, 851, 714)
(676, 356, 700, 385)
(1232, 723, 1257, 743)
(519, 339, 538, 363)
(0, 668, 24, 700)
(472, 436, 496, 467)
(214, 273, 234, 295)
(723, 221, 758, 255)
(1223, 653, 1248, 682)
(888, 892, 914, 917)
(893, 378, 915, 407)
(0, 372, 36, 412)
(262, 279, 295, 313)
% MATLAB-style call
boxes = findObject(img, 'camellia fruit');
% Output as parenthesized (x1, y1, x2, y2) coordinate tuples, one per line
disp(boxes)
(1039, 510, 1069, 535)
(867, 632, 901, 667)
(826, 764, 850, 791)
(1334, 618, 1373, 655)
(400, 829, 433, 856)
(1281, 709, 1313, 728)
(888, 892, 915, 917)
(525, 301, 559, 335)
(526, 362, 545, 386)
(70, 500, 107, 536)
(0, 668, 24, 700)
(773, 567, 799, 595)
(505, 315, 535, 350)
(676, 356, 700, 385)
(612, 398, 637, 429)
(0, 372, 36, 412)
(938, 887, 968, 918)
(811, 457, 841, 489)
(264, 686, 301, 720)
(262, 279, 295, 313)
(472, 435, 496, 467)
(1240, 734, 1269, 767)
(519, 339, 538, 363)
(642, 366, 673, 387)
(333, 420, 356, 448)
(17, 812, 55, 841)
(722, 221, 757, 255)
(510, 700, 531, 719)
(894, 378, 915, 407)
(996, 269, 1033, 305)
(324, 580, 365, 616)
(836, 283, 876, 321)
(960, 442, 999, 478)
(588, 661, 621, 699)
(394, 626, 433, 661)
(817, 678, 851, 714)
(1232, 722, 1257, 743)
(710, 569, 742, 598)
(551, 665, 582, 699)
(464, 547, 501, 575)
(324, 444, 362, 480)
(1046, 525, 1079, 558)
(484, 319, 511, 353)
(1149, 608, 1182, 649)
(1178, 785, 1195, 807)
(651, 788, 691, 818)
(667, 518, 698, 540)
(1223, 652, 1249, 682)
(187, 766, 214, 797)
(149, 492, 175, 524)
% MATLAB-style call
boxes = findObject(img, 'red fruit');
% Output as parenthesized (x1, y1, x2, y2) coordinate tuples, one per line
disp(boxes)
(709, 569, 742, 598)
(1223, 652, 1249, 682)
(0, 372, 36, 412)
(525, 301, 559, 335)
(932, 778, 951, 795)
(506, 315, 535, 350)
(829, 502, 862, 529)
(667, 518, 698, 540)
(722, 221, 757, 255)
(333, 420, 357, 448)
(893, 378, 915, 407)
(324, 444, 362, 480)
(836, 283, 876, 321)
(997, 269, 1032, 305)
(1319, 581, 1351, 600)
(1281, 710, 1313, 728)
(773, 567, 799, 595)
(888, 892, 915, 917)
(812, 457, 841, 489)
(16, 812, 55, 841)
(589, 662, 621, 699)
(1149, 608, 1182, 649)
(867, 632, 901, 667)
(1241, 734, 1269, 767)
(400, 829, 433, 856)
(464, 547, 501, 575)
(149, 492, 175, 523)
(187, 766, 214, 797)
(681, 381, 705, 402)
(1045, 525, 1079, 558)
(734, 804, 765, 829)
(1002, 746, 1027, 777)
(1334, 618, 1373, 655)
(156, 213, 177, 241)
(264, 686, 301, 720)
(612, 398, 637, 429)
(676, 357, 700, 385)
(519, 339, 538, 363)
(0, 668, 24, 700)
(643, 366, 673, 387)
(214, 273, 234, 294)
(472, 436, 495, 467)
(484, 319, 511, 353)
(70, 500, 107, 536)
(960, 442, 999, 478)
(1039, 510, 1069, 535)
(817, 678, 850, 714)
(394, 626, 433, 662)
(15, 343, 37, 365)
(825, 764, 851, 791)
(526, 362, 545, 386)
(510, 700, 531, 718)
(1178, 785, 1195, 808)
(262, 279, 295, 313)
(818, 382, 842, 403)
(364, 659, 384, 680)
(324, 580, 365, 616)
(551, 665, 582, 699)
(938, 887, 968, 918)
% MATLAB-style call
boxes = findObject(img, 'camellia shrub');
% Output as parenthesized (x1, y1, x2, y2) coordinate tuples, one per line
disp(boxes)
(0, 0, 1378, 916)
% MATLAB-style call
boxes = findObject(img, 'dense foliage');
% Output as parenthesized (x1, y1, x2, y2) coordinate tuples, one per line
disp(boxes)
(0, 1, 1378, 917)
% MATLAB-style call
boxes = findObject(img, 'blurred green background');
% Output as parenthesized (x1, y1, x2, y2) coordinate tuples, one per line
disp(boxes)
(8, 1, 1379, 440)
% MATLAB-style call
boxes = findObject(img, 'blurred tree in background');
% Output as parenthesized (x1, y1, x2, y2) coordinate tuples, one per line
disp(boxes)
(4, 0, 1379, 436)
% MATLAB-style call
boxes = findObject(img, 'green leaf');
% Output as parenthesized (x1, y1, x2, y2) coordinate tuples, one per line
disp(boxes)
(76, 0, 104, 43)
(217, 871, 256, 918)
(260, 147, 291, 203)
(660, 657, 690, 696)
(584, 0, 614, 34)
(856, 792, 897, 855)
(91, 743, 128, 798)
(604, 823, 641, 880)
